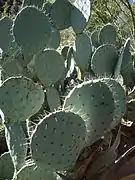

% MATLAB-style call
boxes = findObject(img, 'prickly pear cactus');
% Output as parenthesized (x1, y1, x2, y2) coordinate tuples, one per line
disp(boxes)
(71, 0, 91, 33)
(49, 0, 72, 30)
(63, 80, 115, 145)
(98, 23, 117, 46)
(46, 86, 61, 112)
(73, 32, 92, 71)
(34, 49, 65, 86)
(91, 44, 118, 76)
(0, 76, 44, 123)
(13, 6, 51, 56)
(0, 0, 135, 179)
(31, 111, 86, 170)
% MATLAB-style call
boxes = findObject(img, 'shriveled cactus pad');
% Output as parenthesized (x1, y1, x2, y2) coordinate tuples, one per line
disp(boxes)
(31, 111, 86, 170)
(0, 76, 44, 123)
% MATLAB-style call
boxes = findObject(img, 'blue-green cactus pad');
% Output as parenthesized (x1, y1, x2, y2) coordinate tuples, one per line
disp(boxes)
(99, 24, 117, 46)
(4, 123, 27, 170)
(35, 49, 65, 86)
(63, 80, 114, 145)
(0, 152, 14, 180)
(73, 32, 92, 70)
(0, 76, 44, 123)
(49, 0, 72, 30)
(71, 0, 91, 33)
(0, 16, 13, 53)
(13, 164, 57, 180)
(91, 44, 118, 76)
(31, 111, 86, 170)
(13, 6, 51, 55)
(46, 86, 61, 112)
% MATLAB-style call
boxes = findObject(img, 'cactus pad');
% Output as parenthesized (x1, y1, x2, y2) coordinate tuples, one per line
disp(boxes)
(91, 44, 118, 76)
(71, 0, 91, 33)
(50, 0, 72, 30)
(35, 49, 65, 86)
(0, 76, 44, 123)
(31, 111, 86, 170)
(13, 6, 51, 55)
(99, 24, 117, 46)
(46, 86, 61, 112)
(63, 80, 114, 145)
(73, 32, 92, 70)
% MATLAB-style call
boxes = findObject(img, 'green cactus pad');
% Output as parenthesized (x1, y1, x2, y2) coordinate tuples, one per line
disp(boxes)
(35, 49, 65, 86)
(91, 44, 118, 76)
(4, 123, 27, 170)
(31, 111, 86, 170)
(91, 29, 99, 48)
(99, 24, 117, 45)
(0, 76, 44, 123)
(63, 80, 114, 145)
(23, 0, 44, 8)
(101, 78, 126, 128)
(13, 6, 51, 56)
(13, 164, 57, 180)
(0, 16, 13, 53)
(46, 86, 61, 112)
(47, 27, 60, 49)
(73, 32, 92, 71)
(49, 0, 72, 30)
(0, 152, 14, 180)
(71, 0, 91, 33)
